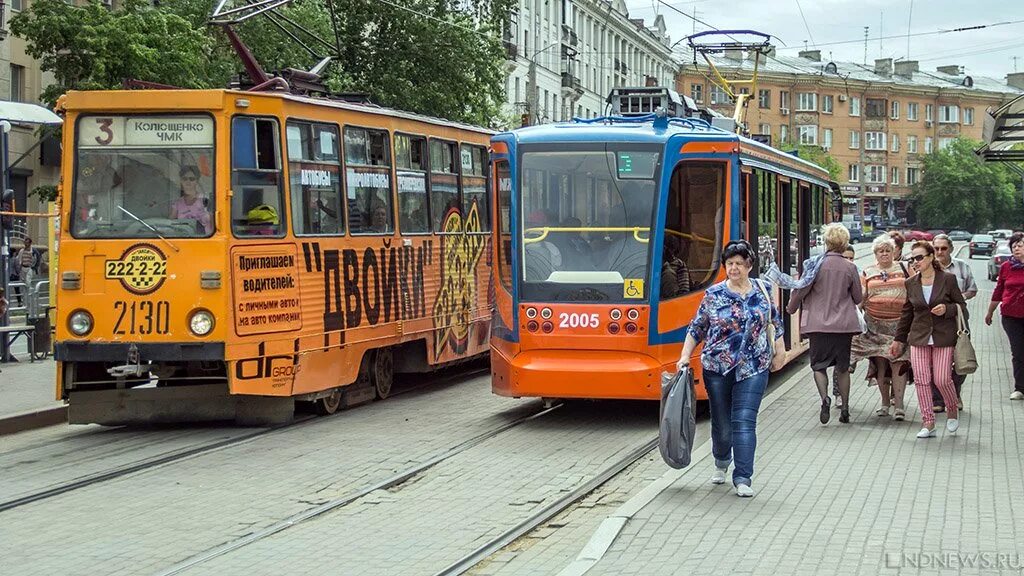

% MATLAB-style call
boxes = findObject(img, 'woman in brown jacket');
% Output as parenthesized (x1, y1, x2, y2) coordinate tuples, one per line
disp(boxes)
(891, 241, 967, 438)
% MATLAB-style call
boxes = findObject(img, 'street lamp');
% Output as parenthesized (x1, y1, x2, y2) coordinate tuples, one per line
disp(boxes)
(527, 42, 562, 126)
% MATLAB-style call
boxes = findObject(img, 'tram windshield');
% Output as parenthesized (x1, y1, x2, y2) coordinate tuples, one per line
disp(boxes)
(72, 115, 216, 239)
(519, 148, 660, 302)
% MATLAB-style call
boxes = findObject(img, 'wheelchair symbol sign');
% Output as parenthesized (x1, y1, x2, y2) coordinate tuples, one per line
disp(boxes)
(623, 279, 644, 299)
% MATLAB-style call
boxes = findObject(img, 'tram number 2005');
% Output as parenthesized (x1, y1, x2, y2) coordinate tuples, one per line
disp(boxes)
(113, 300, 171, 335)
(559, 313, 600, 329)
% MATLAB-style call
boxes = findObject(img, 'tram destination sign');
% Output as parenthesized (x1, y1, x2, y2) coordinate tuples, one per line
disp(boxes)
(79, 115, 214, 148)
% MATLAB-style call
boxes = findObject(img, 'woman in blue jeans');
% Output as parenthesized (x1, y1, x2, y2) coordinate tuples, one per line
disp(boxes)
(677, 240, 785, 497)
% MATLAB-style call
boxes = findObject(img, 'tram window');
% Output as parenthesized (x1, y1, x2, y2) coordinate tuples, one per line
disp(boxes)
(660, 161, 726, 300)
(287, 121, 343, 236)
(231, 117, 285, 237)
(460, 144, 490, 232)
(395, 134, 430, 234)
(345, 127, 394, 235)
(495, 159, 513, 290)
(756, 169, 779, 272)
(429, 139, 460, 232)
(784, 180, 798, 274)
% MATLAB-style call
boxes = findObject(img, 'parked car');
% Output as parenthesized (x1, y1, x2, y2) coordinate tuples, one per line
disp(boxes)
(948, 229, 972, 242)
(989, 241, 1011, 280)
(926, 229, 946, 237)
(969, 234, 997, 258)
(843, 223, 863, 244)
(989, 229, 1013, 240)
(906, 230, 934, 241)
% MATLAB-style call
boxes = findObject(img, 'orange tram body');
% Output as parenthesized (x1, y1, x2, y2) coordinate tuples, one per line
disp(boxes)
(54, 89, 495, 424)
(489, 111, 838, 402)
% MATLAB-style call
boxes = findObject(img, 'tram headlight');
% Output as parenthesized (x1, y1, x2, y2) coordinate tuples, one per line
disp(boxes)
(189, 309, 215, 336)
(609, 309, 622, 321)
(540, 308, 552, 320)
(68, 310, 93, 336)
(627, 308, 640, 321)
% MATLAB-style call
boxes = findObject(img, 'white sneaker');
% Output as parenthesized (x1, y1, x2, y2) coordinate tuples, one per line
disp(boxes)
(736, 484, 754, 497)
(916, 427, 936, 439)
(1011, 391, 1024, 400)
(947, 418, 959, 433)
(711, 467, 728, 485)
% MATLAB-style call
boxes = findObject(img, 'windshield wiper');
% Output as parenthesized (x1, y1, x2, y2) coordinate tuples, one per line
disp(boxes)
(117, 205, 180, 253)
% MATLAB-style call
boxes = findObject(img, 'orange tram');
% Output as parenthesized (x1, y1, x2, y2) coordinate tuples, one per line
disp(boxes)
(54, 89, 495, 424)
(489, 93, 839, 402)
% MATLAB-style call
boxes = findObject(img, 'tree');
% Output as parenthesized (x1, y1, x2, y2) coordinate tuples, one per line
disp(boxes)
(10, 0, 220, 106)
(911, 137, 1022, 231)
(776, 140, 843, 182)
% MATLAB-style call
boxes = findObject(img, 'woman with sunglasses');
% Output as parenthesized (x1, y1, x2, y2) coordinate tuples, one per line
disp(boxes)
(786, 223, 863, 425)
(891, 241, 967, 438)
(985, 232, 1024, 401)
(169, 165, 211, 235)
(677, 239, 784, 498)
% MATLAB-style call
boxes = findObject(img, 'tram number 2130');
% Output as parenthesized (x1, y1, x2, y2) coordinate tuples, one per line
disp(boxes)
(558, 313, 600, 329)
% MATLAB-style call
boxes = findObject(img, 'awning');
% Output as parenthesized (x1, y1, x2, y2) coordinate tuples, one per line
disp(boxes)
(0, 100, 63, 125)
(978, 93, 1024, 162)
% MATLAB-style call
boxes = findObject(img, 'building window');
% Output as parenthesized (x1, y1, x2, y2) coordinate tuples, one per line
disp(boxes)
(759, 123, 771, 136)
(823, 128, 833, 150)
(891, 134, 899, 153)
(866, 98, 886, 118)
(890, 100, 900, 120)
(797, 93, 817, 112)
(710, 84, 729, 105)
(849, 130, 860, 149)
(691, 83, 704, 103)
(9, 65, 25, 103)
(11, 0, 23, 11)
(758, 89, 771, 108)
(780, 125, 789, 143)
(907, 102, 919, 121)
(925, 104, 934, 122)
(939, 105, 959, 124)
(891, 167, 900, 185)
(822, 95, 834, 114)
(907, 135, 918, 153)
(798, 125, 818, 145)
(925, 137, 933, 153)
(964, 107, 974, 125)
(848, 164, 860, 182)
(865, 131, 886, 151)
(907, 167, 920, 185)
(939, 137, 955, 151)
(780, 91, 790, 111)
(865, 165, 886, 184)
(849, 97, 861, 117)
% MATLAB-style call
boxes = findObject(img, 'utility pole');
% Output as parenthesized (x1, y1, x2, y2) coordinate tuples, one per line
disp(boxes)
(527, 42, 561, 126)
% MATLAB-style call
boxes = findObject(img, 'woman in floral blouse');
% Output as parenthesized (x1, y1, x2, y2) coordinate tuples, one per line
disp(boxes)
(677, 240, 784, 498)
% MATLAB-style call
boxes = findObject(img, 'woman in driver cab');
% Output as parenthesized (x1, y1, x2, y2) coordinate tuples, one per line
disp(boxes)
(169, 165, 212, 234)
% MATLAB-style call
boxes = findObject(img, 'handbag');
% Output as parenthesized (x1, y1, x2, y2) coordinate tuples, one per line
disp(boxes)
(953, 304, 978, 375)
(755, 279, 775, 359)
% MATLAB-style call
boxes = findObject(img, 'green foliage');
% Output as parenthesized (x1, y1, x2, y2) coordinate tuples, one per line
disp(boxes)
(776, 140, 843, 182)
(13, 0, 514, 125)
(911, 137, 1023, 231)
(29, 185, 59, 203)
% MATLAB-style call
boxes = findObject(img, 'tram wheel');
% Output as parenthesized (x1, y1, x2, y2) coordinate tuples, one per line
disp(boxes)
(314, 388, 343, 415)
(373, 348, 394, 400)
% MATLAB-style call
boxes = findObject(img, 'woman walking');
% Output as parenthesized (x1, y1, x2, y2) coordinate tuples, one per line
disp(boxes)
(677, 240, 784, 497)
(786, 223, 863, 424)
(985, 232, 1024, 401)
(891, 241, 966, 438)
(850, 234, 912, 420)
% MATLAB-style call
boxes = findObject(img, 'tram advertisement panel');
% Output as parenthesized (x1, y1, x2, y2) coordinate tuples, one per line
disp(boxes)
(231, 246, 303, 335)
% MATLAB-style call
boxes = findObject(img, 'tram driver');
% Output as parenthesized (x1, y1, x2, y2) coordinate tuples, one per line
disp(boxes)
(169, 165, 212, 234)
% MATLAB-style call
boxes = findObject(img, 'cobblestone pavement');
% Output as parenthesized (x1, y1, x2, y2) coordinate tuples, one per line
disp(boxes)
(0, 357, 60, 417)
(485, 255, 1024, 576)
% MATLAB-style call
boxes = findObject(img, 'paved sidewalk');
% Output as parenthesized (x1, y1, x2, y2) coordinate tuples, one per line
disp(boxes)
(0, 357, 60, 416)
(552, 287, 1024, 576)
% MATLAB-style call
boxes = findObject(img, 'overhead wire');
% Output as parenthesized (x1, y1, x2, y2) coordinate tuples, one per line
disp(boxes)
(775, 18, 1024, 51)
(793, 0, 816, 49)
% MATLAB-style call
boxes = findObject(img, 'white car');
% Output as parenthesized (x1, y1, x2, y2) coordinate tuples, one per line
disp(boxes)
(988, 229, 1013, 240)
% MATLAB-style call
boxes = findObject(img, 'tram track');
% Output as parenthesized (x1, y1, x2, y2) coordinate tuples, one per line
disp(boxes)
(153, 400, 563, 576)
(0, 364, 491, 515)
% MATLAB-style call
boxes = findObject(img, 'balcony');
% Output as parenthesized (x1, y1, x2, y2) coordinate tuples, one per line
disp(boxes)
(561, 24, 579, 48)
(503, 40, 518, 61)
(561, 72, 582, 92)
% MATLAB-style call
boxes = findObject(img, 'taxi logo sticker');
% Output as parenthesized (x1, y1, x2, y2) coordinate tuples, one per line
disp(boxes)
(624, 278, 644, 299)
(105, 243, 168, 294)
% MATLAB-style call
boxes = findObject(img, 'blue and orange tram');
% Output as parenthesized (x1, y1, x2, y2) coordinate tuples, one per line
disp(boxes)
(488, 89, 839, 401)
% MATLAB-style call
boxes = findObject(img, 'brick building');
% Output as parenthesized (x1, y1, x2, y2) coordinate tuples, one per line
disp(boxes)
(677, 49, 1024, 229)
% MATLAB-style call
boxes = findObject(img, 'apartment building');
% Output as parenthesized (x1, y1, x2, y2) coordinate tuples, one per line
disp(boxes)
(1, 0, 61, 246)
(677, 49, 1024, 227)
(503, 0, 675, 124)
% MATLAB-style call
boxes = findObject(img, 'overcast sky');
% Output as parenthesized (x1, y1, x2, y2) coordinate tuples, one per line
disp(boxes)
(623, 0, 1024, 81)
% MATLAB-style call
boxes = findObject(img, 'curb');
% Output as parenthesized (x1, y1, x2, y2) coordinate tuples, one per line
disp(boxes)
(0, 405, 67, 436)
